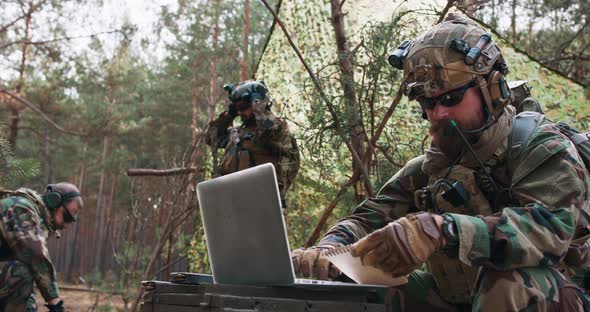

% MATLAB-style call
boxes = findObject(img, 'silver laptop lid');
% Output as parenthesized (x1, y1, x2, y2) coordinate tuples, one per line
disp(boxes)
(196, 163, 295, 285)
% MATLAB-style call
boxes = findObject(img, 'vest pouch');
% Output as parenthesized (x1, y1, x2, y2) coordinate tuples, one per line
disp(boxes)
(565, 234, 590, 268)
(427, 251, 480, 304)
(237, 150, 252, 171)
(220, 147, 240, 175)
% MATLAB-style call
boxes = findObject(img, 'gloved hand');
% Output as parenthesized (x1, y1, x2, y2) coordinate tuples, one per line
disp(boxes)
(227, 102, 238, 118)
(351, 212, 445, 277)
(45, 299, 65, 312)
(292, 245, 341, 280)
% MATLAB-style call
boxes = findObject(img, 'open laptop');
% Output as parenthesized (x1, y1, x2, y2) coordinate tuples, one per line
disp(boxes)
(197, 163, 370, 287)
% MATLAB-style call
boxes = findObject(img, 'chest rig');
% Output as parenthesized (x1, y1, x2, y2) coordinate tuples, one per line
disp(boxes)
(220, 126, 277, 175)
(415, 155, 513, 216)
(415, 154, 515, 304)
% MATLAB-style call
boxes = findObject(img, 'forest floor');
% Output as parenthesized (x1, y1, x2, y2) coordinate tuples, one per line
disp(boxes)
(33, 282, 128, 311)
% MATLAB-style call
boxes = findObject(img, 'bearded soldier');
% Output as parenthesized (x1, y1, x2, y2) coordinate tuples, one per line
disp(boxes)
(292, 14, 590, 311)
(0, 183, 83, 312)
(206, 80, 300, 206)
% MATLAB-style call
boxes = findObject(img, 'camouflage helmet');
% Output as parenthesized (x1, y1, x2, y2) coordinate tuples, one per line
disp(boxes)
(223, 80, 269, 104)
(392, 13, 511, 118)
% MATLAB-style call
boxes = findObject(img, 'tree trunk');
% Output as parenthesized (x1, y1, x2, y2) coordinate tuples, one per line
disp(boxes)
(101, 175, 117, 273)
(8, 10, 32, 149)
(43, 128, 51, 185)
(527, 21, 534, 54)
(66, 143, 87, 282)
(209, 0, 220, 122)
(8, 109, 20, 151)
(94, 135, 111, 272)
(511, 0, 517, 44)
(490, 0, 497, 28)
(240, 0, 250, 80)
(329, 0, 371, 202)
(466, 0, 476, 17)
(206, 0, 221, 177)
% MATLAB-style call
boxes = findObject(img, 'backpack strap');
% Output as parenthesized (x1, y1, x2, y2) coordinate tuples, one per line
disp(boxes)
(557, 122, 590, 172)
(507, 111, 545, 165)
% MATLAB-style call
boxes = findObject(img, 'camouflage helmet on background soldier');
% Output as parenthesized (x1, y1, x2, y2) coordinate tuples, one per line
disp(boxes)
(389, 13, 512, 122)
(223, 80, 270, 110)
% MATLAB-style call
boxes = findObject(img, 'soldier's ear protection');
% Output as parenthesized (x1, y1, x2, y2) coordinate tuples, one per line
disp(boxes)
(482, 70, 511, 118)
(43, 184, 80, 211)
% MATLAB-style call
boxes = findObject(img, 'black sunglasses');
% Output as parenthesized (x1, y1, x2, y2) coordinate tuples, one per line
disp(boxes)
(416, 81, 477, 110)
(63, 202, 77, 223)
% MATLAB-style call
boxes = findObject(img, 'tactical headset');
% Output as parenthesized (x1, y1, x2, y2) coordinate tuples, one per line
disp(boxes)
(391, 25, 512, 122)
(42, 184, 80, 223)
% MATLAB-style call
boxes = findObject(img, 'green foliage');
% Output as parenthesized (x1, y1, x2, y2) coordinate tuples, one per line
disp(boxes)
(1, 0, 588, 289)
(256, 1, 589, 251)
(0, 127, 39, 189)
(472, 0, 589, 85)
(188, 214, 210, 273)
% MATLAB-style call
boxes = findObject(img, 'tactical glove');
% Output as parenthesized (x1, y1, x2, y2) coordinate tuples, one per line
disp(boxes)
(45, 299, 65, 312)
(292, 245, 341, 280)
(351, 212, 445, 277)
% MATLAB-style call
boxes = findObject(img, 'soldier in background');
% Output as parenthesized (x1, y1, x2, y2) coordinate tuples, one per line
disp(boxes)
(0, 183, 83, 312)
(206, 80, 300, 207)
(292, 14, 590, 311)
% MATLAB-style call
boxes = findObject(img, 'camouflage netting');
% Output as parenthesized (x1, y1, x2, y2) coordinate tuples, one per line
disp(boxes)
(254, 0, 589, 249)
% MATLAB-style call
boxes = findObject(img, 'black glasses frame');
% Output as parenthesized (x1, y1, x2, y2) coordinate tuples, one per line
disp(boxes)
(62, 203, 77, 223)
(417, 81, 477, 110)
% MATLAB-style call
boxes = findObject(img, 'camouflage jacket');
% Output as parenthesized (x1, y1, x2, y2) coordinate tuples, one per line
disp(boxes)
(320, 108, 590, 271)
(0, 188, 60, 301)
(206, 100, 300, 198)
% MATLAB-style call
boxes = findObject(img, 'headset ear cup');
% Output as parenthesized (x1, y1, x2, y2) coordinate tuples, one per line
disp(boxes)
(487, 71, 510, 115)
(44, 192, 63, 210)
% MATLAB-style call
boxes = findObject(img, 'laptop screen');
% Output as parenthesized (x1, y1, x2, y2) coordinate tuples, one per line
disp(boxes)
(196, 163, 296, 285)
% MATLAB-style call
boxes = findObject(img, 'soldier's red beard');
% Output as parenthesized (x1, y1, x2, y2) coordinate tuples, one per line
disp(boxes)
(429, 119, 479, 160)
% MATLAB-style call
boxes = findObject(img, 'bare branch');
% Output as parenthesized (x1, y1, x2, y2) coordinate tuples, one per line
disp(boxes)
(304, 173, 358, 247)
(547, 54, 590, 62)
(437, 0, 457, 24)
(456, 6, 587, 87)
(259, 0, 372, 194)
(0, 29, 125, 50)
(367, 84, 404, 151)
(377, 144, 404, 168)
(558, 21, 588, 54)
(350, 39, 364, 57)
(0, 0, 47, 34)
(0, 88, 86, 136)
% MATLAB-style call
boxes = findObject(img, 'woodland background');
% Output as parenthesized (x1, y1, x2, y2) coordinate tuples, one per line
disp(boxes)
(0, 0, 588, 310)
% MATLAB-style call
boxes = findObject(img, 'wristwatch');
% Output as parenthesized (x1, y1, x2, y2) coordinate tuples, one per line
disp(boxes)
(441, 214, 459, 256)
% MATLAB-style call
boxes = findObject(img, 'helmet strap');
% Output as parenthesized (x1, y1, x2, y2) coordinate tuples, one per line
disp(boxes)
(476, 76, 494, 115)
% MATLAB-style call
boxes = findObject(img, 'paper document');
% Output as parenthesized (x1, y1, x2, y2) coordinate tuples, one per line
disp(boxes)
(324, 245, 408, 286)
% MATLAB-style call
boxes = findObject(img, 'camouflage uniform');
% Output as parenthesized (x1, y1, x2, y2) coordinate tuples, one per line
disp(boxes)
(206, 97, 300, 201)
(319, 105, 590, 311)
(0, 189, 60, 311)
(315, 13, 590, 312)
